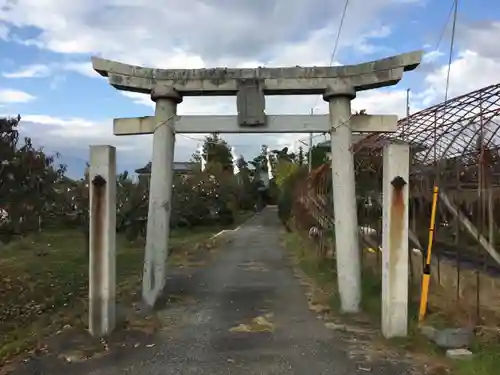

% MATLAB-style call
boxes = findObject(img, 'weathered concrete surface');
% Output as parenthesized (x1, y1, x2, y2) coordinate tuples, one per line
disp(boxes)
(88, 145, 117, 337)
(141, 93, 178, 308)
(9, 208, 418, 375)
(446, 348, 473, 360)
(91, 51, 422, 95)
(327, 91, 361, 314)
(381, 142, 410, 338)
(112, 114, 398, 135)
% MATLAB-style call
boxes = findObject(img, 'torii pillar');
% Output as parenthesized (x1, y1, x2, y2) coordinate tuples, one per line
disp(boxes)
(324, 82, 361, 312)
(142, 87, 182, 307)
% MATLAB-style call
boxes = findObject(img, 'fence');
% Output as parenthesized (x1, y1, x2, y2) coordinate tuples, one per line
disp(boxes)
(293, 83, 500, 328)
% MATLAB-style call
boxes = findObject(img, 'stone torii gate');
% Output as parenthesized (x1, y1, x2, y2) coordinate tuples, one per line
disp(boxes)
(91, 51, 422, 324)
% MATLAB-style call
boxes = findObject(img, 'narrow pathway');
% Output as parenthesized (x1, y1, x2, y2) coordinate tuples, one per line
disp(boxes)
(16, 207, 417, 375)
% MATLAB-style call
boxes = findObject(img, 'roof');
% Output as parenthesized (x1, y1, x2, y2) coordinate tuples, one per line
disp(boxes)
(353, 83, 500, 164)
(135, 161, 197, 175)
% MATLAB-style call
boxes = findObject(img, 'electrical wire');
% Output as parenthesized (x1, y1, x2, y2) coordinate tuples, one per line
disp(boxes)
(443, 0, 458, 105)
(407, 0, 455, 146)
(178, 134, 283, 150)
(310, 0, 351, 114)
(435, 0, 458, 170)
(435, 0, 457, 52)
(327, 0, 351, 69)
(156, 0, 355, 157)
(421, 0, 459, 324)
(182, 2, 352, 156)
(178, 132, 324, 150)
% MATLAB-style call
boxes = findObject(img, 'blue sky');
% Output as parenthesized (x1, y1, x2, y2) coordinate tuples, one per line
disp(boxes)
(1, 0, 500, 178)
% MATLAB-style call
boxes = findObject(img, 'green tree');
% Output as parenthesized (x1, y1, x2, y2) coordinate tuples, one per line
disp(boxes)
(203, 133, 233, 172)
(308, 144, 330, 169)
(273, 154, 308, 230)
(0, 116, 67, 242)
(297, 146, 304, 165)
(236, 155, 248, 170)
(190, 133, 233, 173)
(250, 145, 269, 170)
(272, 146, 295, 163)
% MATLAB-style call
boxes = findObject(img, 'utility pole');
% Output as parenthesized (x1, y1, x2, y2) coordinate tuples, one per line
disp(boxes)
(404, 88, 410, 141)
(309, 108, 313, 172)
(308, 133, 313, 172)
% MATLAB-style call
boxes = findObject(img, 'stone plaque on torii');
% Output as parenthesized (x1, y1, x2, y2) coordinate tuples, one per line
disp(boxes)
(91, 51, 422, 316)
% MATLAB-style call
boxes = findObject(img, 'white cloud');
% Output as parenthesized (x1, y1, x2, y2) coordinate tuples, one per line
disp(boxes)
(417, 50, 500, 107)
(61, 62, 95, 77)
(0, 22, 8, 40)
(3, 64, 51, 78)
(354, 89, 413, 118)
(2, 0, 498, 175)
(458, 21, 500, 60)
(0, 0, 404, 67)
(13, 43, 500, 177)
(17, 113, 304, 176)
(20, 114, 96, 129)
(353, 25, 394, 55)
(18, 115, 152, 172)
(2, 61, 102, 79)
(422, 50, 444, 63)
(0, 88, 36, 103)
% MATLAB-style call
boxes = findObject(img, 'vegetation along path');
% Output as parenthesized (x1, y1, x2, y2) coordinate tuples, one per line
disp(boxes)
(8, 208, 419, 374)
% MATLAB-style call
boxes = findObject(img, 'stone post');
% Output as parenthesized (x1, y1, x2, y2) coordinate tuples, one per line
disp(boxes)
(382, 141, 410, 338)
(89, 145, 117, 337)
(142, 87, 182, 308)
(323, 82, 361, 313)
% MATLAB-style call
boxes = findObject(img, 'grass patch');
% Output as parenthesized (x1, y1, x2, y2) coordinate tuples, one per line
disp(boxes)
(282, 229, 455, 370)
(0, 220, 240, 363)
(452, 339, 500, 375)
(283, 229, 500, 374)
(283, 230, 382, 321)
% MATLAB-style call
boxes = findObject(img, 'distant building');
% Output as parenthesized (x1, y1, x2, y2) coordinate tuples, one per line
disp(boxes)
(135, 161, 198, 176)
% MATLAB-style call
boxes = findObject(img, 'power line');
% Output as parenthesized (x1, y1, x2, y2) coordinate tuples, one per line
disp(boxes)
(443, 0, 458, 104)
(178, 132, 322, 149)
(177, 0, 353, 152)
(421, 1, 459, 323)
(435, 0, 458, 171)
(178, 134, 265, 147)
(311, 0, 351, 113)
(327, 0, 350, 67)
(435, 0, 457, 51)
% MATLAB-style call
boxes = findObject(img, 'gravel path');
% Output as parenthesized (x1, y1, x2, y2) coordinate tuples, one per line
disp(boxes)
(9, 207, 417, 375)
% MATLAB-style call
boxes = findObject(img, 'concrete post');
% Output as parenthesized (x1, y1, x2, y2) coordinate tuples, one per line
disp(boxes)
(323, 82, 361, 313)
(142, 87, 182, 308)
(88, 145, 117, 337)
(382, 141, 410, 338)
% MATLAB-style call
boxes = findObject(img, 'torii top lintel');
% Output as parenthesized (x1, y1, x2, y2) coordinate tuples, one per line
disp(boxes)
(91, 51, 422, 96)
